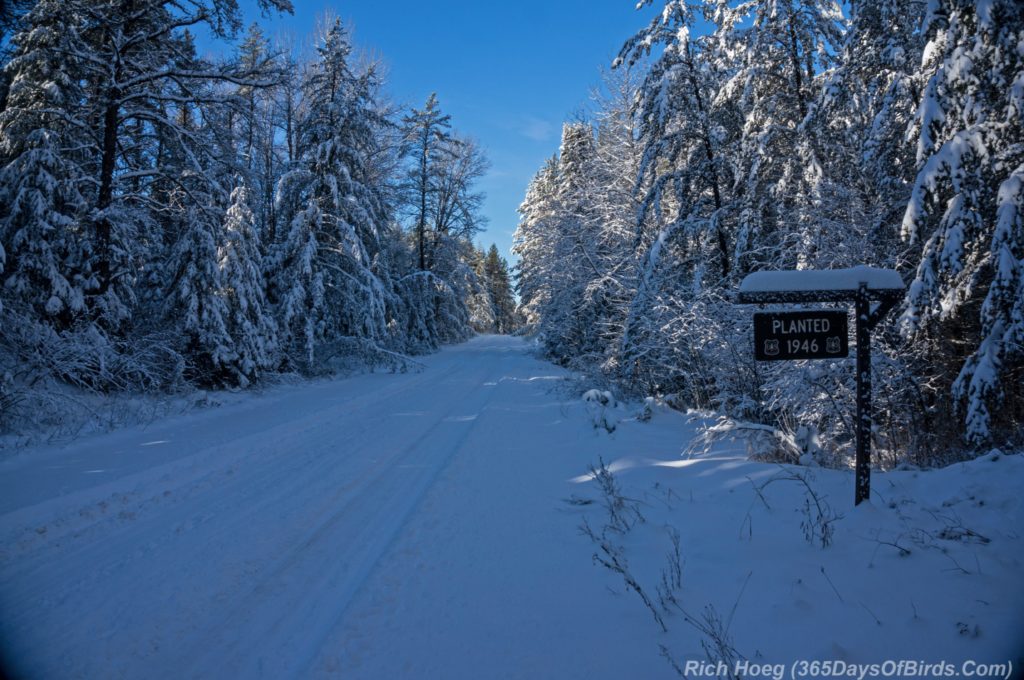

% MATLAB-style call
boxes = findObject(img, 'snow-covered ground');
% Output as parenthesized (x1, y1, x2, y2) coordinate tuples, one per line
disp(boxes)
(1, 335, 1021, 679)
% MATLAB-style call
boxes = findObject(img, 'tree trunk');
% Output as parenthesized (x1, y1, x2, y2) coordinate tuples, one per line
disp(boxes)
(788, 16, 807, 119)
(685, 44, 730, 277)
(95, 93, 120, 294)
(418, 138, 428, 271)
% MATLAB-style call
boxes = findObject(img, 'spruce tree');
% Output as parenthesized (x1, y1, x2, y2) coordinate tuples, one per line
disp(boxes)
(465, 245, 497, 332)
(219, 184, 279, 385)
(901, 0, 1024, 444)
(269, 19, 393, 365)
(166, 188, 234, 385)
(0, 0, 92, 322)
(0, 128, 89, 322)
(483, 244, 517, 334)
(726, 0, 846, 273)
(402, 94, 454, 271)
(513, 156, 560, 330)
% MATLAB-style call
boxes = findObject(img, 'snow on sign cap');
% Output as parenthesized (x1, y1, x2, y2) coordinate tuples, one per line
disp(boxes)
(739, 266, 904, 293)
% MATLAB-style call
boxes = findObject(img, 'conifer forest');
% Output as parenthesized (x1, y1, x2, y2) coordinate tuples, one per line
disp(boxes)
(513, 0, 1023, 461)
(1, 2, 1023, 678)
(0, 1, 518, 433)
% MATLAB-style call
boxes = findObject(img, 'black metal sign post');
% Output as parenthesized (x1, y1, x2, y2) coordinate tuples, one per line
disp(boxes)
(737, 271, 904, 506)
(855, 285, 873, 505)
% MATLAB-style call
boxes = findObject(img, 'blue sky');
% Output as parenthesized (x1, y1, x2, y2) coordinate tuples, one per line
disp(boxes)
(215, 1, 660, 265)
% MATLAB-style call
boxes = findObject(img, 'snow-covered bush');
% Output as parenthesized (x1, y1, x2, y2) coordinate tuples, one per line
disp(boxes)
(583, 389, 620, 433)
(0, 304, 185, 436)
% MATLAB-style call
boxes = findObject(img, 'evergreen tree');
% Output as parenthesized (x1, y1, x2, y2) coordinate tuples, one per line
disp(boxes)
(0, 0, 93, 321)
(269, 19, 393, 365)
(586, 67, 647, 372)
(513, 123, 601, 362)
(219, 183, 279, 385)
(402, 93, 454, 271)
(166, 187, 234, 385)
(0, 0, 31, 45)
(725, 0, 846, 273)
(900, 0, 1024, 444)
(1, 0, 292, 325)
(0, 0, 34, 108)
(0, 0, 492, 416)
(617, 0, 737, 283)
(809, 0, 925, 264)
(482, 244, 517, 333)
(513, 156, 560, 330)
(514, 0, 1022, 457)
(465, 245, 497, 332)
(0, 128, 89, 322)
(547, 123, 600, 360)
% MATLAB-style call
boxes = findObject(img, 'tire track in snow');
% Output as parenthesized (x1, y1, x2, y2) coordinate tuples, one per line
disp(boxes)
(0, 361, 471, 678)
(0, 344, 509, 679)
(182, 356, 503, 679)
(0, 360, 464, 564)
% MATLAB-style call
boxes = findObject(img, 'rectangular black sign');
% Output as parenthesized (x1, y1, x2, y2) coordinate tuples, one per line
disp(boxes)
(754, 310, 849, 361)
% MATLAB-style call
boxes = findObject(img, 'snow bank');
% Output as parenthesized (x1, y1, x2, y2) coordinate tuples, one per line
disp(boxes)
(573, 438, 1024, 673)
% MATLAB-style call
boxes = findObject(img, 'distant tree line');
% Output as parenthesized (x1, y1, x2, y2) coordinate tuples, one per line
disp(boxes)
(514, 0, 1023, 460)
(0, 1, 518, 431)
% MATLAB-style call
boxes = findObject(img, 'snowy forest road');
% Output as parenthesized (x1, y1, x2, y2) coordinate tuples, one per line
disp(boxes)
(0, 335, 672, 680)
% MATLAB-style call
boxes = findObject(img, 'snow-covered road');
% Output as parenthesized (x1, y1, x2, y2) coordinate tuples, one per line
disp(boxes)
(5, 335, 1022, 679)
(0, 335, 673, 679)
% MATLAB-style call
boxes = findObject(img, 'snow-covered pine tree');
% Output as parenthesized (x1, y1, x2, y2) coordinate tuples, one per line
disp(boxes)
(901, 0, 1024, 444)
(0, 128, 89, 323)
(585, 66, 650, 374)
(268, 189, 324, 365)
(269, 19, 394, 367)
(0, 0, 93, 324)
(482, 244, 517, 334)
(513, 156, 560, 332)
(809, 0, 925, 263)
(465, 245, 498, 333)
(772, 0, 933, 462)
(513, 112, 628, 362)
(723, 0, 846, 273)
(0, 0, 33, 108)
(0, 0, 30, 44)
(616, 0, 737, 284)
(218, 183, 279, 386)
(537, 122, 602, 362)
(166, 184, 235, 385)
(511, 0, 1020, 459)
(402, 94, 455, 272)
(3, 0, 291, 324)
(611, 1, 764, 402)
